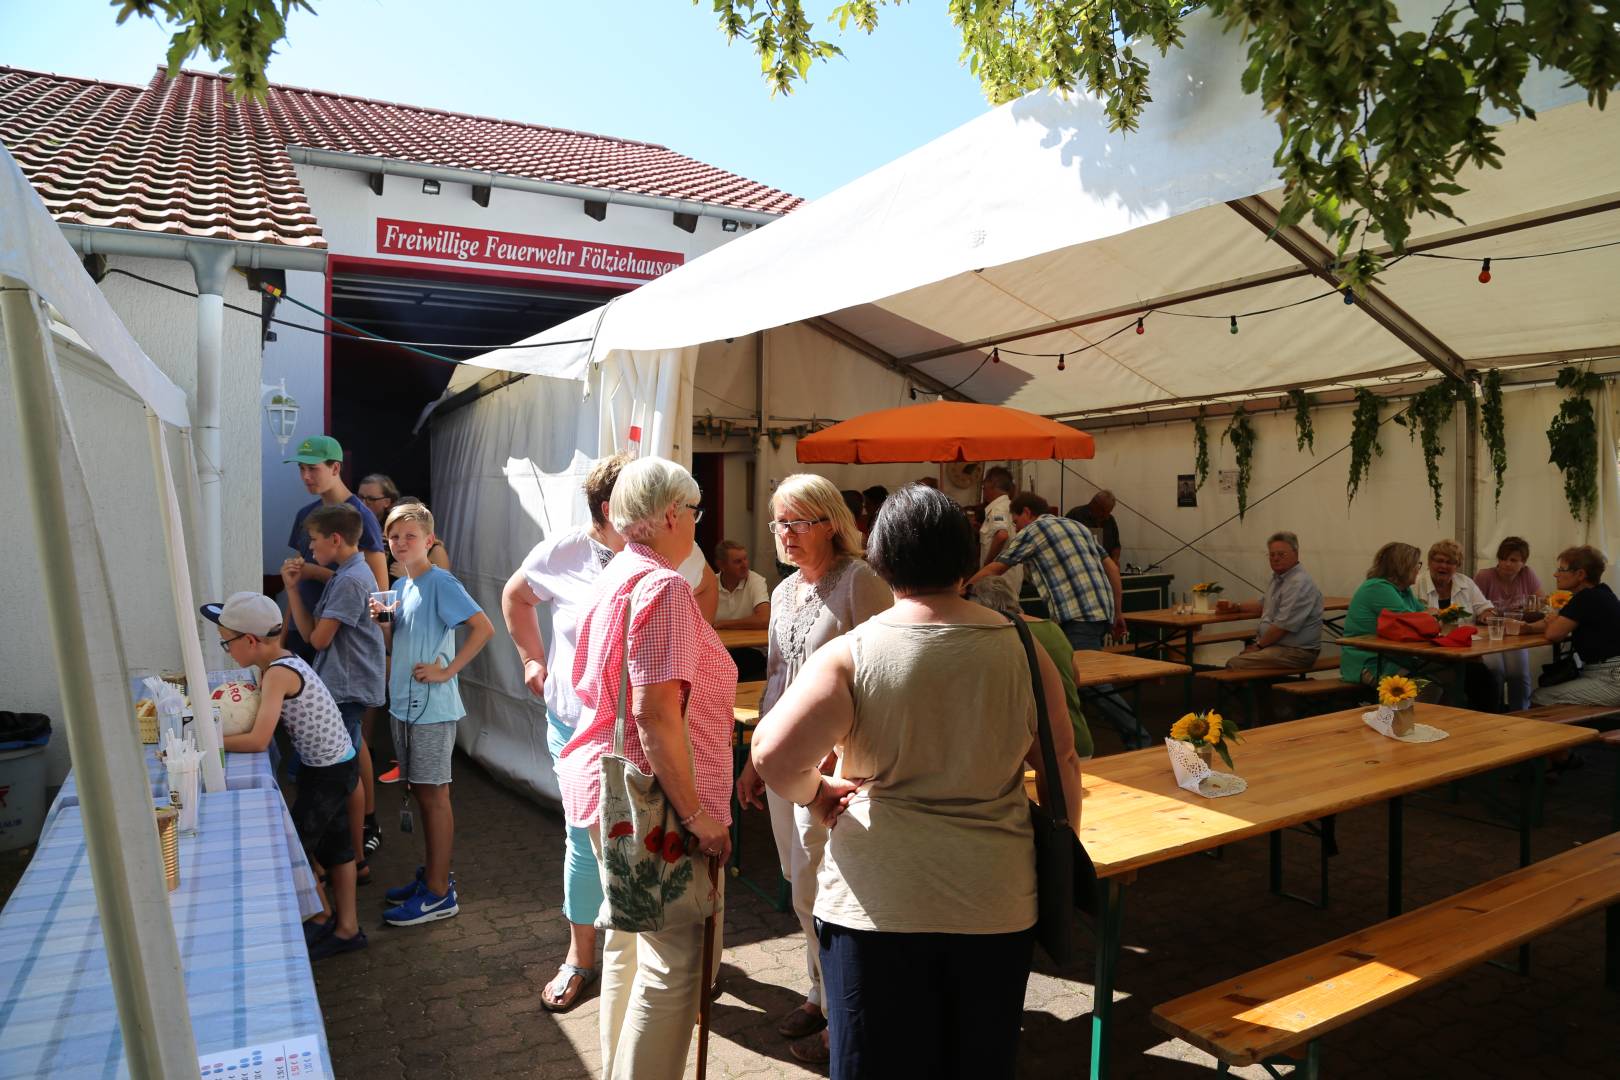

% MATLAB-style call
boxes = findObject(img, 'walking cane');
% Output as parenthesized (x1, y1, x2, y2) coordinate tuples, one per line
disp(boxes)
(695, 910, 718, 1080)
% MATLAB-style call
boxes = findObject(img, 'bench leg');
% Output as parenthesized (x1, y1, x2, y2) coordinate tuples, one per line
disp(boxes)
(1387, 795, 1404, 917)
(1088, 878, 1127, 1080)
(1258, 1041, 1320, 1080)
(1607, 903, 1620, 991)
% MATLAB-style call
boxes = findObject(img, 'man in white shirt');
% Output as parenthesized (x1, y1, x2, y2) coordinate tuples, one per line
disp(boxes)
(979, 466, 1024, 597)
(714, 539, 770, 679)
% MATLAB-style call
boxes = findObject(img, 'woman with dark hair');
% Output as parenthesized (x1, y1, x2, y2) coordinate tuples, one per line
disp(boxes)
(1475, 536, 1544, 709)
(1534, 545, 1620, 711)
(751, 484, 1081, 1080)
(1340, 541, 1427, 687)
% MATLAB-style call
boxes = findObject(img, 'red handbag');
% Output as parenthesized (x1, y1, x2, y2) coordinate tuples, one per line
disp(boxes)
(1377, 609, 1440, 641)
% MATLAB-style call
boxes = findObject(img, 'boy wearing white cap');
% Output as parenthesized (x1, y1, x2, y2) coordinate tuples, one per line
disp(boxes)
(203, 591, 367, 960)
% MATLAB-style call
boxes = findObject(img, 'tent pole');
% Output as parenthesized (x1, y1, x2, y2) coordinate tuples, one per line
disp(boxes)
(1457, 392, 1480, 567)
(754, 331, 772, 580)
(148, 412, 227, 792)
(1, 277, 199, 1079)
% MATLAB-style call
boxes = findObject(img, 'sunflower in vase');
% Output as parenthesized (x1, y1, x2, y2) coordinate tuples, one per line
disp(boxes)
(1170, 709, 1241, 769)
(1377, 674, 1428, 735)
(1434, 604, 1469, 631)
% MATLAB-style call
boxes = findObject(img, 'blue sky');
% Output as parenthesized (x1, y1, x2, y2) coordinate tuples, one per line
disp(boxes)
(1, 1, 995, 200)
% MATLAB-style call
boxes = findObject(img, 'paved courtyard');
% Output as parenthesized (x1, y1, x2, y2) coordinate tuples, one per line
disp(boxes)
(319, 696, 1620, 1080)
(6, 689, 1619, 1078)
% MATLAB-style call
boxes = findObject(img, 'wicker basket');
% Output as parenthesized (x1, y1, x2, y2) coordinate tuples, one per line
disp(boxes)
(154, 807, 180, 891)
(138, 710, 159, 745)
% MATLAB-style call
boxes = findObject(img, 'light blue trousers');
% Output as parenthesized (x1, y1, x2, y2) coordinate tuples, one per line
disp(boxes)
(547, 710, 605, 926)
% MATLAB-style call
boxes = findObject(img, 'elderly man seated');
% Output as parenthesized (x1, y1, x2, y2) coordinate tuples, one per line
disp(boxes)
(1220, 531, 1324, 669)
(714, 538, 770, 679)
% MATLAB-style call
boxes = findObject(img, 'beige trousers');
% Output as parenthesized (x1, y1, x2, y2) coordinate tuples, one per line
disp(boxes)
(1224, 644, 1319, 670)
(765, 787, 828, 1009)
(588, 826, 725, 1080)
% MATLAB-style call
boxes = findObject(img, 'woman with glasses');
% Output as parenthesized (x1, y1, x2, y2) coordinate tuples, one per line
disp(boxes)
(561, 457, 735, 1079)
(735, 473, 891, 1064)
(1534, 546, 1620, 718)
(358, 476, 452, 575)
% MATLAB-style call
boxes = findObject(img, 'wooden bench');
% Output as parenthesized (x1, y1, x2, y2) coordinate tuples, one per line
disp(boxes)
(1153, 831, 1620, 1077)
(1512, 703, 1620, 727)
(1272, 677, 1373, 719)
(1196, 655, 1340, 727)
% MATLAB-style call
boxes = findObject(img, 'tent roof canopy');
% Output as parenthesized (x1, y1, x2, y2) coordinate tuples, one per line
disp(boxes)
(450, 2, 1620, 418)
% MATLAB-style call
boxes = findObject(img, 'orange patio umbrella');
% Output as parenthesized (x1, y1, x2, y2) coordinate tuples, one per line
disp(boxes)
(795, 401, 1094, 463)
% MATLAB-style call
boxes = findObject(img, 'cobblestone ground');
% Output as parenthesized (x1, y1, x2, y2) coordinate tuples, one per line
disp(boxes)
(6, 684, 1620, 1078)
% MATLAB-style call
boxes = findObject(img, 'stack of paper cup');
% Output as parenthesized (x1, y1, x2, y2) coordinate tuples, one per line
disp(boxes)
(162, 730, 203, 836)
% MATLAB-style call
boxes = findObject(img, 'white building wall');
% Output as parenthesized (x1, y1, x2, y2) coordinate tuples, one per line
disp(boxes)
(0, 255, 262, 783)
(258, 163, 753, 574)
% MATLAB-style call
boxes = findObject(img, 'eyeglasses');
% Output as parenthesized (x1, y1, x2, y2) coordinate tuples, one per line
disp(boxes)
(1555, 566, 1574, 573)
(685, 504, 704, 524)
(219, 633, 247, 652)
(359, 494, 388, 504)
(768, 517, 830, 535)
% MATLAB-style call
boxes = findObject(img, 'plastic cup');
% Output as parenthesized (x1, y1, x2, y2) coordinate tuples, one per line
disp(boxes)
(372, 589, 399, 624)
(1486, 616, 1506, 642)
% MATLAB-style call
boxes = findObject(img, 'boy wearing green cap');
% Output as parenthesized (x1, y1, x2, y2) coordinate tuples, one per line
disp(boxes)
(282, 435, 389, 656)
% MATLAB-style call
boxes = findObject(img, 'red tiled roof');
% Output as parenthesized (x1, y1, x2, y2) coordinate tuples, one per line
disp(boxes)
(0, 66, 801, 249)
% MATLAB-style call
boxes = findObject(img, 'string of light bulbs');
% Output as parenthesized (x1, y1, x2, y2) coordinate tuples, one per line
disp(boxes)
(937, 231, 1619, 383)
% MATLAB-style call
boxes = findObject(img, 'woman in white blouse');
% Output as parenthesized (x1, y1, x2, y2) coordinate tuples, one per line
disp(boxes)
(1414, 539, 1495, 619)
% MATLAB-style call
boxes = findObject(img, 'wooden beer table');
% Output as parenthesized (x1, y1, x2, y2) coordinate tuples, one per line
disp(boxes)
(1071, 651, 1190, 745)
(1074, 704, 1593, 1078)
(717, 627, 769, 650)
(1337, 631, 1555, 704)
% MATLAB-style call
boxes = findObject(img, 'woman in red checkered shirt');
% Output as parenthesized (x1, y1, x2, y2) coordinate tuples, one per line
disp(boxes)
(560, 456, 737, 1080)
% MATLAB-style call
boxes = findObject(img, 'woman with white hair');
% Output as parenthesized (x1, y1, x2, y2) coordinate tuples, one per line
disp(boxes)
(736, 473, 892, 1064)
(560, 457, 736, 1080)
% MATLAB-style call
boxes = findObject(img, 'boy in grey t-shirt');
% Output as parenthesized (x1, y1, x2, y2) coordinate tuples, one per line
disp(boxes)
(283, 503, 387, 879)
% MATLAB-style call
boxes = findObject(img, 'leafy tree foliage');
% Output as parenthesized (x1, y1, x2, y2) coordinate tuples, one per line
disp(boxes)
(698, 1, 1620, 291)
(111, 0, 313, 99)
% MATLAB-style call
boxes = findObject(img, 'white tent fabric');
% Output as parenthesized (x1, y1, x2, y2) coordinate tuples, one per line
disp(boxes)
(0, 141, 204, 1072)
(0, 145, 188, 428)
(445, 2, 1617, 420)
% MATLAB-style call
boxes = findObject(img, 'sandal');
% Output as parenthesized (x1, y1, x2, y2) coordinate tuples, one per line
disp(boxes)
(540, 962, 599, 1012)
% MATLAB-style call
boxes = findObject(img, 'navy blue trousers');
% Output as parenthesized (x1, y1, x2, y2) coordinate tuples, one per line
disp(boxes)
(817, 918, 1034, 1080)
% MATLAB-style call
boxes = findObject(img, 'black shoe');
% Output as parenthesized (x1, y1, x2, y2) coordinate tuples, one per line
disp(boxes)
(364, 822, 383, 855)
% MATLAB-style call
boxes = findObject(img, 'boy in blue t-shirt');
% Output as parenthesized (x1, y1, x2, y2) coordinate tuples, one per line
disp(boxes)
(375, 501, 493, 926)
(282, 503, 387, 884)
(282, 435, 387, 659)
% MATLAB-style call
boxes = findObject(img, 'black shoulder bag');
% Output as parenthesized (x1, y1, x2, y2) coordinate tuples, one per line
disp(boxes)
(1011, 618, 1098, 966)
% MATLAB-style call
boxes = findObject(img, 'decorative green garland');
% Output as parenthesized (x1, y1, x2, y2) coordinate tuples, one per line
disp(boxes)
(1288, 388, 1316, 454)
(1548, 366, 1604, 521)
(1480, 369, 1508, 506)
(1223, 405, 1257, 520)
(1395, 379, 1465, 520)
(1346, 388, 1384, 505)
(1193, 407, 1210, 490)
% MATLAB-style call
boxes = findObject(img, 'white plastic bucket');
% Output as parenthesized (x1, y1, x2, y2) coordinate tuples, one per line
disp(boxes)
(0, 744, 48, 851)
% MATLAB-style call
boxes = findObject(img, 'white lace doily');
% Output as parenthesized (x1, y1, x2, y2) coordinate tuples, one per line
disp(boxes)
(1165, 738, 1249, 798)
(1362, 705, 1450, 743)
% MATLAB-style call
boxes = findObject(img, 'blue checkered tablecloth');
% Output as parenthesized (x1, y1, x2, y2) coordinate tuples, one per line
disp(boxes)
(44, 752, 317, 918)
(53, 747, 276, 810)
(0, 788, 332, 1078)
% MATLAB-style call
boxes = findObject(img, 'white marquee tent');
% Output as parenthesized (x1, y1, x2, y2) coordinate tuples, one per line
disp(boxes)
(0, 139, 235, 1075)
(431, 4, 1620, 804)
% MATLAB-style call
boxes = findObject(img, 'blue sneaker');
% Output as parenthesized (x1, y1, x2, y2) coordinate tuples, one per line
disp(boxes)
(384, 867, 427, 905)
(383, 867, 456, 906)
(384, 883, 459, 926)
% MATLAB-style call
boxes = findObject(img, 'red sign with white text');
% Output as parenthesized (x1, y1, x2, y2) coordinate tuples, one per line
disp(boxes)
(376, 218, 684, 281)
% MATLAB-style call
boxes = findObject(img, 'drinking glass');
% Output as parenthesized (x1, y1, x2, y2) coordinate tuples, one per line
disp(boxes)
(1486, 616, 1505, 642)
(371, 589, 399, 623)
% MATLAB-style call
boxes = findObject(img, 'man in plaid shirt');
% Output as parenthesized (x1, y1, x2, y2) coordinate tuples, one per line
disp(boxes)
(969, 493, 1151, 749)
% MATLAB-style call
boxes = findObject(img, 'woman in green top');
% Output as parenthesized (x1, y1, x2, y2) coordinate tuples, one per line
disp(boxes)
(971, 576, 1094, 758)
(1340, 541, 1427, 685)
